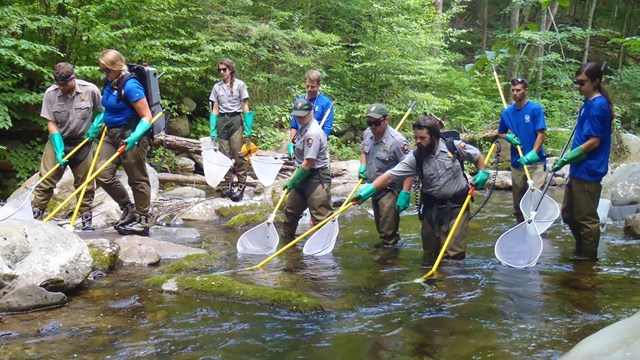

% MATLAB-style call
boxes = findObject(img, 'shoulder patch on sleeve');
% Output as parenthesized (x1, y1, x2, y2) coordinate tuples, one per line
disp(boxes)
(457, 141, 466, 150)
(307, 138, 314, 147)
(402, 144, 410, 154)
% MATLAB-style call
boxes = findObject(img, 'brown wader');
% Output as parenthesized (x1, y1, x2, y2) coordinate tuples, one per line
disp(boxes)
(511, 163, 547, 222)
(372, 189, 401, 245)
(420, 189, 469, 263)
(561, 177, 602, 260)
(95, 126, 151, 215)
(217, 113, 248, 184)
(282, 168, 333, 242)
(32, 138, 94, 213)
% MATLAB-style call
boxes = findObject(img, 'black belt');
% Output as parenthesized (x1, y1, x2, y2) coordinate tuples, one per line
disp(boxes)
(219, 112, 241, 117)
(309, 167, 328, 174)
(423, 187, 469, 206)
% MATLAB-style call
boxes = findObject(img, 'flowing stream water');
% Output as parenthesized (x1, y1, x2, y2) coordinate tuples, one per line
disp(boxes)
(2, 189, 639, 359)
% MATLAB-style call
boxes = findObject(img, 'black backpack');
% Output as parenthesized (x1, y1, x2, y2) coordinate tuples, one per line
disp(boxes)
(413, 129, 467, 181)
(110, 63, 166, 136)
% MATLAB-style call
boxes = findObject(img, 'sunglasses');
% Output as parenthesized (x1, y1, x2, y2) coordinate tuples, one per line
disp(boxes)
(511, 77, 528, 87)
(99, 66, 113, 74)
(573, 79, 588, 86)
(366, 119, 384, 127)
(56, 79, 73, 87)
(218, 67, 228, 73)
(412, 123, 428, 130)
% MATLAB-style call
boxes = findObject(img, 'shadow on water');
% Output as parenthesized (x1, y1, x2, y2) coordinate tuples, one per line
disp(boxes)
(2, 189, 639, 359)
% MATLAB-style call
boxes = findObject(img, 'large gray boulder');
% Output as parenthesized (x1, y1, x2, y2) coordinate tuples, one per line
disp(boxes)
(561, 310, 640, 359)
(0, 219, 92, 312)
(602, 163, 640, 206)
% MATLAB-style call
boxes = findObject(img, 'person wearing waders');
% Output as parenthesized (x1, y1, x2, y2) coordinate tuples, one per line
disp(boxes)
(209, 58, 255, 202)
(497, 77, 548, 223)
(353, 116, 488, 264)
(91, 49, 153, 236)
(281, 99, 334, 242)
(552, 61, 613, 261)
(32, 62, 103, 230)
(359, 103, 412, 247)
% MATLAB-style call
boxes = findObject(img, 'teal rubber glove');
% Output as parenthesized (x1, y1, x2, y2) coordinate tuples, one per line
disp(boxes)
(353, 183, 377, 204)
(84, 111, 104, 140)
(518, 150, 540, 166)
(396, 190, 411, 213)
(472, 169, 489, 190)
(283, 167, 310, 191)
(287, 143, 295, 160)
(358, 165, 368, 181)
(505, 133, 522, 146)
(552, 146, 588, 172)
(124, 119, 152, 152)
(243, 111, 254, 138)
(50, 132, 68, 167)
(209, 113, 218, 141)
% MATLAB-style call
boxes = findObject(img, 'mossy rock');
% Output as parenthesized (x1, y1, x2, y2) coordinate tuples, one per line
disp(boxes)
(214, 203, 265, 218)
(87, 241, 120, 272)
(226, 209, 271, 228)
(145, 274, 324, 314)
(159, 253, 220, 274)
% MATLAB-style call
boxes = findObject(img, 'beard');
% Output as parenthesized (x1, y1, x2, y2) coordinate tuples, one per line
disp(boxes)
(416, 141, 436, 157)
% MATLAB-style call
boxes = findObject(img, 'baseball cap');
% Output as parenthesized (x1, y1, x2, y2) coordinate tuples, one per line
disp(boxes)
(291, 99, 313, 116)
(366, 103, 388, 119)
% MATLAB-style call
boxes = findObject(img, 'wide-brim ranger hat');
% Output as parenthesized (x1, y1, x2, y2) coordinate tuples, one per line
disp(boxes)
(291, 98, 313, 116)
(366, 103, 388, 119)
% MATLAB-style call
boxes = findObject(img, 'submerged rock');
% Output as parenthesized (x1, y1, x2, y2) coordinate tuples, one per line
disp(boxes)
(145, 274, 324, 314)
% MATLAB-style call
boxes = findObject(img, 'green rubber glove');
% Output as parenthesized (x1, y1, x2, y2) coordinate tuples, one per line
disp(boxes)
(287, 143, 295, 160)
(518, 150, 540, 166)
(50, 132, 68, 167)
(396, 190, 411, 213)
(243, 111, 254, 138)
(124, 119, 152, 151)
(505, 133, 522, 146)
(283, 167, 310, 191)
(84, 111, 104, 140)
(358, 164, 368, 181)
(552, 146, 587, 172)
(472, 169, 489, 190)
(209, 113, 218, 141)
(353, 183, 377, 204)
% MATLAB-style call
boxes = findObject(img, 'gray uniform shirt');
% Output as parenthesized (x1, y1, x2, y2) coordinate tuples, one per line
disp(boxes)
(294, 119, 329, 169)
(388, 139, 480, 199)
(209, 79, 249, 113)
(361, 126, 409, 187)
(40, 79, 103, 140)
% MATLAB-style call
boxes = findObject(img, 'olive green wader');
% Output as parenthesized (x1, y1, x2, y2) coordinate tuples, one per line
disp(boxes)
(95, 127, 151, 215)
(372, 189, 401, 245)
(511, 163, 546, 222)
(217, 114, 248, 184)
(420, 190, 469, 262)
(282, 168, 333, 242)
(32, 138, 94, 214)
(561, 177, 602, 260)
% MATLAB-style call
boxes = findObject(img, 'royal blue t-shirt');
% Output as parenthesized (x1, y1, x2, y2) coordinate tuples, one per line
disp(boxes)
(102, 76, 146, 128)
(290, 93, 333, 139)
(498, 100, 547, 168)
(570, 95, 612, 182)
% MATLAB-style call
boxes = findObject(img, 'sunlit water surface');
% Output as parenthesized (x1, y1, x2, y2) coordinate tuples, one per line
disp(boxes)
(2, 189, 639, 359)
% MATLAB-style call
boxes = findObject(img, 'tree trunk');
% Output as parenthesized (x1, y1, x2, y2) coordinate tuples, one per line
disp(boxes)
(480, 0, 488, 49)
(544, 2, 559, 32)
(508, 1, 521, 79)
(582, 0, 598, 63)
(153, 133, 203, 155)
(535, 6, 548, 97)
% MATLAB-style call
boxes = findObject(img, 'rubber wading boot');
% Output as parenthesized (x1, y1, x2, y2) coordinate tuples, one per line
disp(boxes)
(221, 182, 234, 198)
(81, 211, 95, 231)
(33, 207, 44, 220)
(114, 203, 136, 229)
(230, 183, 246, 202)
(116, 213, 150, 236)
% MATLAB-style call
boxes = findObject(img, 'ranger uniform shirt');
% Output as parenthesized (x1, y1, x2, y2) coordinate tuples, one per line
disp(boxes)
(294, 118, 329, 169)
(40, 79, 103, 140)
(388, 139, 480, 199)
(209, 79, 249, 114)
(361, 125, 409, 186)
